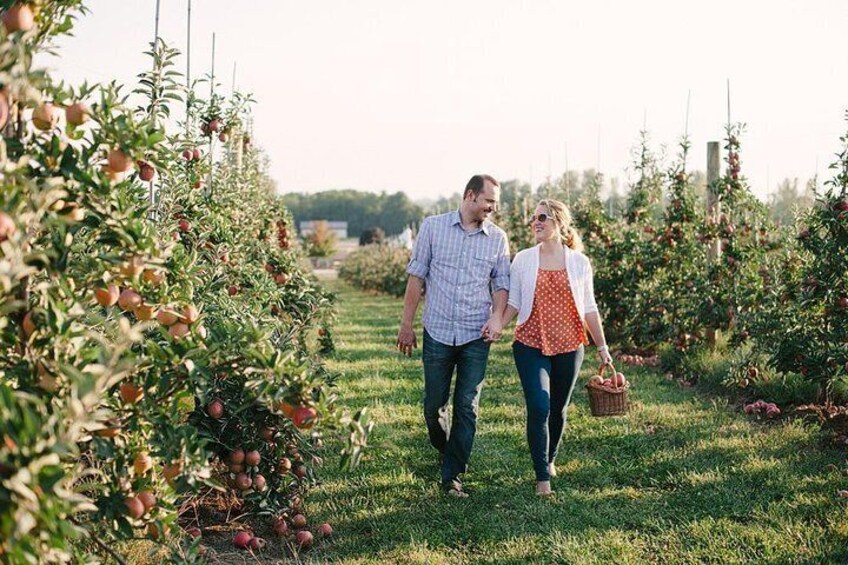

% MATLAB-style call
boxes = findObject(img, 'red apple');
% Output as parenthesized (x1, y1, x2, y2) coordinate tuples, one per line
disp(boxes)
(245, 450, 261, 466)
(0, 92, 7, 130)
(2, 3, 34, 33)
(182, 149, 193, 161)
(134, 303, 156, 321)
(162, 462, 181, 485)
(293, 406, 317, 430)
(248, 537, 266, 551)
(137, 491, 156, 511)
(206, 399, 224, 419)
(32, 102, 58, 130)
(233, 531, 252, 549)
(230, 448, 245, 464)
(94, 285, 120, 307)
(178, 219, 191, 232)
(107, 148, 133, 173)
(291, 514, 307, 529)
(138, 161, 156, 182)
(124, 496, 145, 519)
(318, 523, 333, 537)
(0, 212, 16, 242)
(65, 102, 90, 126)
(272, 517, 289, 537)
(278, 457, 292, 474)
(192, 148, 202, 161)
(295, 530, 313, 548)
(253, 474, 267, 491)
(182, 305, 199, 324)
(227, 285, 238, 296)
(157, 309, 179, 326)
(235, 472, 252, 490)
(117, 288, 142, 311)
(168, 322, 190, 339)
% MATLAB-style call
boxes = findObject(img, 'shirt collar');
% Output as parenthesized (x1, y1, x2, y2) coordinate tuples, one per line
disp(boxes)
(452, 209, 491, 236)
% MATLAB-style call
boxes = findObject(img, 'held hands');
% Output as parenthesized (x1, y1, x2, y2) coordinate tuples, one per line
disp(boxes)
(481, 316, 503, 343)
(397, 323, 417, 357)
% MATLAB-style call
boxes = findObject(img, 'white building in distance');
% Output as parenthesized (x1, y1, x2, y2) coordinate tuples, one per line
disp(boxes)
(299, 220, 348, 239)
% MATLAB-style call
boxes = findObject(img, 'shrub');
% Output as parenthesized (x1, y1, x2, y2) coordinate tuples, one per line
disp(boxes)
(339, 244, 410, 297)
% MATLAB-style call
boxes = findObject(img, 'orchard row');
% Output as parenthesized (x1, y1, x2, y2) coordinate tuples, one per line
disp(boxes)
(0, 3, 368, 564)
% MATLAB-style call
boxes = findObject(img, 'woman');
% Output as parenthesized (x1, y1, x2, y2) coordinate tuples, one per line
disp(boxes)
(499, 199, 613, 496)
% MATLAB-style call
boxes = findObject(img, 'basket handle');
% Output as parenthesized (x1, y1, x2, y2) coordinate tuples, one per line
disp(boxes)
(596, 362, 623, 389)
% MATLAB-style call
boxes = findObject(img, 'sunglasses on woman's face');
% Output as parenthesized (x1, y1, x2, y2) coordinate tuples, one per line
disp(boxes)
(529, 213, 552, 224)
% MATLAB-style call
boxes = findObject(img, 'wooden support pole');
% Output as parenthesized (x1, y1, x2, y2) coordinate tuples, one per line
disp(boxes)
(706, 140, 721, 349)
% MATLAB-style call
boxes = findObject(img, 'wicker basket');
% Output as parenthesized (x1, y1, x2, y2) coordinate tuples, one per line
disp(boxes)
(585, 363, 629, 417)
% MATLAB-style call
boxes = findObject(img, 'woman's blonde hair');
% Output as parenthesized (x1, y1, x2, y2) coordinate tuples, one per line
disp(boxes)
(537, 198, 583, 252)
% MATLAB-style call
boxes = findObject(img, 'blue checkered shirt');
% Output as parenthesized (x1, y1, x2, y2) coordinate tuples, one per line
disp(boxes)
(407, 210, 510, 346)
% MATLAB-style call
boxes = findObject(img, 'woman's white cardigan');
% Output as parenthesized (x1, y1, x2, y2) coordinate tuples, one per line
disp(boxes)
(507, 244, 599, 326)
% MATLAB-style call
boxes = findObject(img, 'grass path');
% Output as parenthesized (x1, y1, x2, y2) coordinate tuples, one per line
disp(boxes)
(306, 280, 848, 564)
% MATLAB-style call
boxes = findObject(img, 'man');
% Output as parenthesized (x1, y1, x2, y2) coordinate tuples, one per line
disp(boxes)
(397, 174, 510, 498)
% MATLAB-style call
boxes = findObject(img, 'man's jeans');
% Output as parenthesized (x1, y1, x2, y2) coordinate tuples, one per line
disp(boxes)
(422, 329, 490, 484)
(512, 341, 584, 481)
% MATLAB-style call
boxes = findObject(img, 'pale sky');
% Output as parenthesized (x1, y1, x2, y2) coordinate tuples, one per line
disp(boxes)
(45, 0, 848, 202)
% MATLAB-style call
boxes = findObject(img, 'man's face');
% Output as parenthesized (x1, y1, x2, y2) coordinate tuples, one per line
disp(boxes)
(467, 181, 499, 222)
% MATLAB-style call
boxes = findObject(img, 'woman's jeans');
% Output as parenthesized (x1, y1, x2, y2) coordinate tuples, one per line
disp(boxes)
(423, 329, 490, 485)
(512, 341, 584, 481)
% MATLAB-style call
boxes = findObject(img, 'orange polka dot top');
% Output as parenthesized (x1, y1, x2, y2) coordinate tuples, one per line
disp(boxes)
(514, 268, 588, 356)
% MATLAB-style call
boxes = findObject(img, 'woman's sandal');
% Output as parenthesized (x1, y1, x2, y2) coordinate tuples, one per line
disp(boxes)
(535, 481, 554, 497)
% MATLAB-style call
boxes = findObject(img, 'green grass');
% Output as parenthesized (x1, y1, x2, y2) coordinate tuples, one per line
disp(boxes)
(302, 280, 848, 565)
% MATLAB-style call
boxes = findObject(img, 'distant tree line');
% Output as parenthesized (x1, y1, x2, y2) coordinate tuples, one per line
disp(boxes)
(281, 171, 813, 242)
(280, 189, 425, 238)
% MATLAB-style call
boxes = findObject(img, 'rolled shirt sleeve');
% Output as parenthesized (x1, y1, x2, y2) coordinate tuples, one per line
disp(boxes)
(491, 234, 510, 293)
(406, 218, 432, 279)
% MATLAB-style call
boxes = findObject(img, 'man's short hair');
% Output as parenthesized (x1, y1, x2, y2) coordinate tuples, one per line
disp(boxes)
(464, 174, 499, 198)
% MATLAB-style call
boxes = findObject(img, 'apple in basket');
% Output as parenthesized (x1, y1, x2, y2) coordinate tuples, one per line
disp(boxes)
(588, 375, 603, 386)
(612, 372, 627, 387)
(602, 378, 612, 387)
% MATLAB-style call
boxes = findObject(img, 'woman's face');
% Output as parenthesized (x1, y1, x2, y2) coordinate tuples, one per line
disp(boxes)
(531, 205, 557, 243)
